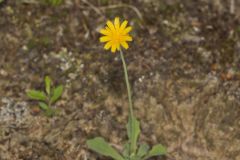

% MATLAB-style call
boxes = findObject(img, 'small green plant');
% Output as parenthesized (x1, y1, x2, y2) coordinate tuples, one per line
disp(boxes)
(87, 17, 167, 160)
(27, 76, 63, 117)
(43, 0, 63, 6)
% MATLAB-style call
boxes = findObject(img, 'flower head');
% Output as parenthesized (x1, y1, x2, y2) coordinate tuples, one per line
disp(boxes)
(99, 17, 133, 53)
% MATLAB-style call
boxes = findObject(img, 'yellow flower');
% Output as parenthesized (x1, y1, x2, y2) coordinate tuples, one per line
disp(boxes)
(99, 17, 133, 53)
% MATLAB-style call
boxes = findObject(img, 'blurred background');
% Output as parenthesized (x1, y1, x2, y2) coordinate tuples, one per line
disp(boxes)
(0, 0, 240, 160)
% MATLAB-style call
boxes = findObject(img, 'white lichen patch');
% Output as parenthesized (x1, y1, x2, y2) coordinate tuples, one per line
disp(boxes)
(0, 98, 29, 125)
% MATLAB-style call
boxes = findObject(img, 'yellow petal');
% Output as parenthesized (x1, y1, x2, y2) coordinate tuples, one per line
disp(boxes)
(104, 41, 112, 50)
(107, 20, 115, 31)
(114, 17, 120, 30)
(100, 36, 111, 42)
(121, 42, 129, 49)
(120, 20, 128, 31)
(117, 43, 120, 50)
(111, 44, 117, 53)
(122, 26, 132, 34)
(122, 35, 133, 41)
(100, 28, 111, 36)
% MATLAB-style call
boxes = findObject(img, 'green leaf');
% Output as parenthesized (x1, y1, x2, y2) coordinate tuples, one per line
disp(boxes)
(27, 90, 47, 101)
(45, 76, 51, 95)
(137, 143, 149, 158)
(87, 137, 124, 160)
(144, 144, 167, 159)
(122, 143, 130, 158)
(39, 102, 49, 111)
(50, 85, 63, 104)
(127, 116, 140, 154)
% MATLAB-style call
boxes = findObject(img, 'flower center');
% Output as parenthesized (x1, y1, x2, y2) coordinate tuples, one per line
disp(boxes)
(113, 32, 122, 44)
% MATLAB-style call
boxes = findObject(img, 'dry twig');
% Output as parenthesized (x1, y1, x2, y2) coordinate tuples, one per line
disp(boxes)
(81, 0, 104, 17)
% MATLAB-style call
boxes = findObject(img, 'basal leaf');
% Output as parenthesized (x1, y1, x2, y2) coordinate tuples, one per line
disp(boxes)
(27, 90, 47, 101)
(38, 102, 49, 111)
(87, 137, 124, 160)
(137, 143, 149, 158)
(122, 142, 130, 158)
(144, 144, 167, 159)
(50, 85, 63, 104)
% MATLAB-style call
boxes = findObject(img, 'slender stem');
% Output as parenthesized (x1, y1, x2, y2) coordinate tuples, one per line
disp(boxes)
(120, 49, 136, 155)
(119, 49, 134, 120)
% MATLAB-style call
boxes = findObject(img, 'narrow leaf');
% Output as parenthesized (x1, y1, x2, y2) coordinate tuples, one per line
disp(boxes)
(45, 76, 51, 95)
(39, 102, 49, 111)
(127, 116, 140, 154)
(144, 144, 167, 159)
(87, 137, 124, 160)
(27, 90, 47, 101)
(122, 143, 130, 158)
(50, 85, 63, 104)
(137, 143, 150, 158)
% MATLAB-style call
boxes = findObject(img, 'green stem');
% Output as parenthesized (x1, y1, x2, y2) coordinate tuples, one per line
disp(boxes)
(119, 49, 135, 154)
(47, 92, 53, 117)
(120, 49, 134, 120)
